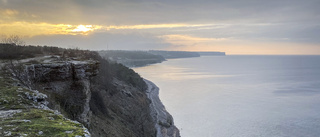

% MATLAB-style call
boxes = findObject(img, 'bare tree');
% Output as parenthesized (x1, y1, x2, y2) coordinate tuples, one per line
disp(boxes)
(1, 35, 25, 45)
(1, 60, 34, 89)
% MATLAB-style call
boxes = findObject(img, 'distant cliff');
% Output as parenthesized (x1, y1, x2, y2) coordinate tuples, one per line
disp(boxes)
(148, 50, 200, 59)
(197, 51, 226, 56)
(99, 50, 165, 67)
(99, 50, 225, 68)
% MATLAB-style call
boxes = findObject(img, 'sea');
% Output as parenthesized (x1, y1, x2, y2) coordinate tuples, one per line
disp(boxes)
(133, 55, 320, 137)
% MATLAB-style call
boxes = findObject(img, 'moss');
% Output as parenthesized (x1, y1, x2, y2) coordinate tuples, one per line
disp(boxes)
(0, 109, 87, 137)
(0, 77, 32, 110)
(0, 72, 89, 137)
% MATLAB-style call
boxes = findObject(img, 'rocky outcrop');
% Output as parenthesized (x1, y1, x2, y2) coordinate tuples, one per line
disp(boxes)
(0, 65, 91, 137)
(88, 79, 156, 137)
(145, 79, 180, 137)
(19, 56, 179, 137)
(20, 57, 149, 136)
(24, 59, 99, 125)
(25, 60, 99, 82)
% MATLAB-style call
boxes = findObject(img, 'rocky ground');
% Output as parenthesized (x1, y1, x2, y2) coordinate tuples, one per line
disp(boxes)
(0, 60, 90, 137)
(145, 79, 180, 137)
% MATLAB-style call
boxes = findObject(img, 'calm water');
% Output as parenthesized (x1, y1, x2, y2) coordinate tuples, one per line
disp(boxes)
(134, 56, 320, 137)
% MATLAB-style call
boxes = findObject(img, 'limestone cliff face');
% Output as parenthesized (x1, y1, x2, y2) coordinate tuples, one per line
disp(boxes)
(145, 80, 180, 137)
(23, 57, 158, 137)
(88, 79, 156, 137)
(25, 60, 99, 125)
(25, 60, 99, 81)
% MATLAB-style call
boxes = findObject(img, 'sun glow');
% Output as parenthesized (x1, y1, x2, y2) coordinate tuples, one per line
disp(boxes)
(72, 25, 93, 32)
(0, 22, 214, 37)
(0, 22, 103, 36)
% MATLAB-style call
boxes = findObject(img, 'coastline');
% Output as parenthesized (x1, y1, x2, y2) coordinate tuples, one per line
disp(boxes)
(144, 79, 180, 137)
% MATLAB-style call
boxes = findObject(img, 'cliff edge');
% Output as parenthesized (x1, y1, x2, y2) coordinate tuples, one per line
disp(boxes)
(145, 79, 180, 137)
(0, 44, 180, 137)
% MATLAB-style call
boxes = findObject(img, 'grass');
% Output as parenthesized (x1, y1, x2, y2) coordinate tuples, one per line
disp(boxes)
(0, 109, 87, 137)
(0, 71, 89, 137)
(0, 77, 32, 110)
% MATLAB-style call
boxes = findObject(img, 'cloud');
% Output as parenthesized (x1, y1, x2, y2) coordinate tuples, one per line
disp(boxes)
(160, 34, 226, 44)
(158, 34, 228, 51)
(0, 21, 218, 37)
(1, 0, 319, 54)
(0, 22, 103, 36)
(25, 32, 171, 51)
(1, 0, 7, 4)
(2, 0, 319, 25)
(106, 24, 214, 30)
(0, 9, 18, 16)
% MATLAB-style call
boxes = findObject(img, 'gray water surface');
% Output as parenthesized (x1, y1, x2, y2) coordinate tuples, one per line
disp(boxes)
(134, 55, 320, 137)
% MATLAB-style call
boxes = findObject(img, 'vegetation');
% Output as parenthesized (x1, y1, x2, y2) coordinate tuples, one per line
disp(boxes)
(0, 43, 99, 60)
(148, 50, 200, 59)
(100, 50, 165, 60)
(0, 109, 88, 137)
(0, 73, 32, 110)
(197, 51, 226, 56)
(94, 56, 147, 91)
(99, 50, 165, 67)
(0, 71, 89, 137)
(51, 81, 87, 119)
(1, 35, 25, 46)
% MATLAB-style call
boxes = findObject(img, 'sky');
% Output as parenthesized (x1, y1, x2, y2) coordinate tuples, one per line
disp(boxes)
(1, 0, 320, 55)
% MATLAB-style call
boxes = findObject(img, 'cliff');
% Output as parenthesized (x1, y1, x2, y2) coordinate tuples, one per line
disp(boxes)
(99, 50, 165, 67)
(145, 79, 180, 137)
(0, 59, 91, 136)
(197, 51, 226, 56)
(148, 50, 200, 59)
(1, 54, 180, 137)
(99, 50, 226, 68)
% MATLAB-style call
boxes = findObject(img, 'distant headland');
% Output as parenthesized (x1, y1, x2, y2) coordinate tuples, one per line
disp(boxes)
(99, 50, 226, 67)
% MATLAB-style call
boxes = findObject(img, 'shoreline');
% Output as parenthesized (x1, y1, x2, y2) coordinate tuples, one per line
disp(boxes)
(144, 79, 180, 137)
